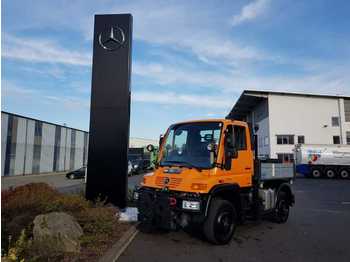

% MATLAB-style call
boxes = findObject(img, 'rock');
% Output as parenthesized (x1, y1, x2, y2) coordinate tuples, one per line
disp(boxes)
(33, 212, 83, 253)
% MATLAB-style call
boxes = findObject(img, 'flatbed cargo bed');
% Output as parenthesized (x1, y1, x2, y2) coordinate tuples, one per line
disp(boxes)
(260, 162, 295, 181)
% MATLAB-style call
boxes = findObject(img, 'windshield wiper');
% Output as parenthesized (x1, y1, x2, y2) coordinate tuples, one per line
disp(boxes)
(160, 160, 202, 172)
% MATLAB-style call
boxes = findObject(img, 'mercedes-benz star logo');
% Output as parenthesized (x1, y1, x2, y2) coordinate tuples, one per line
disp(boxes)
(98, 26, 125, 51)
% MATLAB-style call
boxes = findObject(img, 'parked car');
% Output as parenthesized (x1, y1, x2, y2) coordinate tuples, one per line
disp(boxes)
(66, 167, 86, 179)
(66, 161, 136, 179)
(131, 159, 152, 174)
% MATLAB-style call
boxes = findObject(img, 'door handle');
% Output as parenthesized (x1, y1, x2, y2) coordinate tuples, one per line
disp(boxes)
(245, 167, 251, 170)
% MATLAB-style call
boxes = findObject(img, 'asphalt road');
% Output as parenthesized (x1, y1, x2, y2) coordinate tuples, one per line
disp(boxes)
(1, 172, 145, 194)
(1, 172, 83, 191)
(119, 178, 350, 262)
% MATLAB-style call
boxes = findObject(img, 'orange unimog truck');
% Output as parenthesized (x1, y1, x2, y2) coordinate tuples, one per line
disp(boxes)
(135, 119, 295, 244)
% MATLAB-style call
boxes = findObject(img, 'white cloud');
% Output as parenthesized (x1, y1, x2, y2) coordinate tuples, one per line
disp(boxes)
(1, 1, 280, 69)
(2, 34, 91, 66)
(133, 61, 350, 96)
(3, 0, 350, 104)
(133, 62, 238, 90)
(2, 81, 90, 109)
(132, 91, 233, 109)
(78, 1, 273, 65)
(231, 0, 271, 26)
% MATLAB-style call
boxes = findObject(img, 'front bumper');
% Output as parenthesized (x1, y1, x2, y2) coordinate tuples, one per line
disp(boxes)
(137, 187, 207, 230)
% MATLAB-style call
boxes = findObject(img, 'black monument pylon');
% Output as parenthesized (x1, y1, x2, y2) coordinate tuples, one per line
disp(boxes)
(86, 14, 132, 208)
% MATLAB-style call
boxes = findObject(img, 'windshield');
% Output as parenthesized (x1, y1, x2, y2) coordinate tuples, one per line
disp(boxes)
(160, 122, 222, 169)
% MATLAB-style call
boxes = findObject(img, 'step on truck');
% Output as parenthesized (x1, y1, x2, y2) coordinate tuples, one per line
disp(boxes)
(135, 119, 295, 244)
(295, 144, 350, 179)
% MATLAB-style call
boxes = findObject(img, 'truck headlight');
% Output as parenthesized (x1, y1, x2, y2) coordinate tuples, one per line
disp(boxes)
(182, 200, 200, 210)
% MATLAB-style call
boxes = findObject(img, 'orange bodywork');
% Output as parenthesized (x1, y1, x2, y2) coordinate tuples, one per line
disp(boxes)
(141, 119, 254, 194)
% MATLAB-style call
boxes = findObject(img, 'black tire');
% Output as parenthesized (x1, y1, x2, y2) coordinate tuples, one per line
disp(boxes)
(69, 174, 75, 179)
(203, 198, 237, 245)
(311, 167, 322, 178)
(339, 169, 350, 179)
(325, 168, 336, 179)
(274, 192, 290, 224)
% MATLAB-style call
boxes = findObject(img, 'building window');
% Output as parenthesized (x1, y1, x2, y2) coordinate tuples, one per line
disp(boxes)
(277, 135, 294, 145)
(333, 136, 340, 144)
(277, 153, 294, 163)
(345, 99, 350, 122)
(297, 135, 305, 144)
(332, 117, 339, 127)
(346, 132, 350, 145)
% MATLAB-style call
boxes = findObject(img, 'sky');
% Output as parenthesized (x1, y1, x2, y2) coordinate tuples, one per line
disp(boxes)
(2, 0, 350, 139)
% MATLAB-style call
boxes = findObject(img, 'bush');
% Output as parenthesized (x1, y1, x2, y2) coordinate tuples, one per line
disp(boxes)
(2, 183, 60, 254)
(2, 183, 123, 261)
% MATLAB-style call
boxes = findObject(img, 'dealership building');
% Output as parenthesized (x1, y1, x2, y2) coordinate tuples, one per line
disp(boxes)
(1, 111, 157, 176)
(227, 90, 350, 162)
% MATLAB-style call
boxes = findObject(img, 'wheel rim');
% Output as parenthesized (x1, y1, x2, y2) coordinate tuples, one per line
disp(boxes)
(277, 199, 289, 221)
(70, 174, 74, 179)
(340, 170, 349, 179)
(313, 170, 321, 178)
(326, 170, 335, 178)
(214, 210, 234, 242)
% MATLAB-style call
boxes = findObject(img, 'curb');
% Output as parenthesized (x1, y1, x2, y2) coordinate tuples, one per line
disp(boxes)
(99, 223, 139, 262)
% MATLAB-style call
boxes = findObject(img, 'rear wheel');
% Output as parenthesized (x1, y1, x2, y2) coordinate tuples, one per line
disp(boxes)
(325, 168, 336, 179)
(203, 198, 237, 245)
(339, 169, 350, 179)
(311, 167, 322, 178)
(274, 192, 290, 223)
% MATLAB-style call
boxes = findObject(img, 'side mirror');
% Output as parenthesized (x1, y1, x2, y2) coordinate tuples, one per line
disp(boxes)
(146, 144, 155, 152)
(224, 126, 238, 170)
(224, 147, 238, 170)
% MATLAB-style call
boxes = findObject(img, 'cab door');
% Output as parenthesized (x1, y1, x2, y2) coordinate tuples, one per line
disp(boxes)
(224, 124, 253, 187)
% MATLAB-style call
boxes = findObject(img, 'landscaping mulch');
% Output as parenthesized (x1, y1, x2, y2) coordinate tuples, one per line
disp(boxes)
(78, 222, 132, 262)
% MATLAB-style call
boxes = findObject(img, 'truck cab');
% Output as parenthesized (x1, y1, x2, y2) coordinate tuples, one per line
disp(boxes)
(136, 119, 295, 244)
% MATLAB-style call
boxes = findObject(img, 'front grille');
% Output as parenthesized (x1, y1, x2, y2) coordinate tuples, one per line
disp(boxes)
(155, 176, 182, 188)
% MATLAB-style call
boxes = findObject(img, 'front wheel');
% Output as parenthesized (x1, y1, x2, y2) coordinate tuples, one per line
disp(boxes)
(203, 198, 237, 245)
(69, 174, 75, 179)
(274, 192, 290, 223)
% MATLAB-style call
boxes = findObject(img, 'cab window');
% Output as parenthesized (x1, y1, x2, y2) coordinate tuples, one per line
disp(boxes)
(234, 126, 246, 150)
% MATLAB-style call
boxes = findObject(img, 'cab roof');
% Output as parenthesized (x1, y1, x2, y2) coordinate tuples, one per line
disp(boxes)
(171, 118, 248, 127)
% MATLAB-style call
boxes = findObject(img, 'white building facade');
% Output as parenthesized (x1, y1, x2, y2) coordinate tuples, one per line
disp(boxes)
(227, 90, 350, 162)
